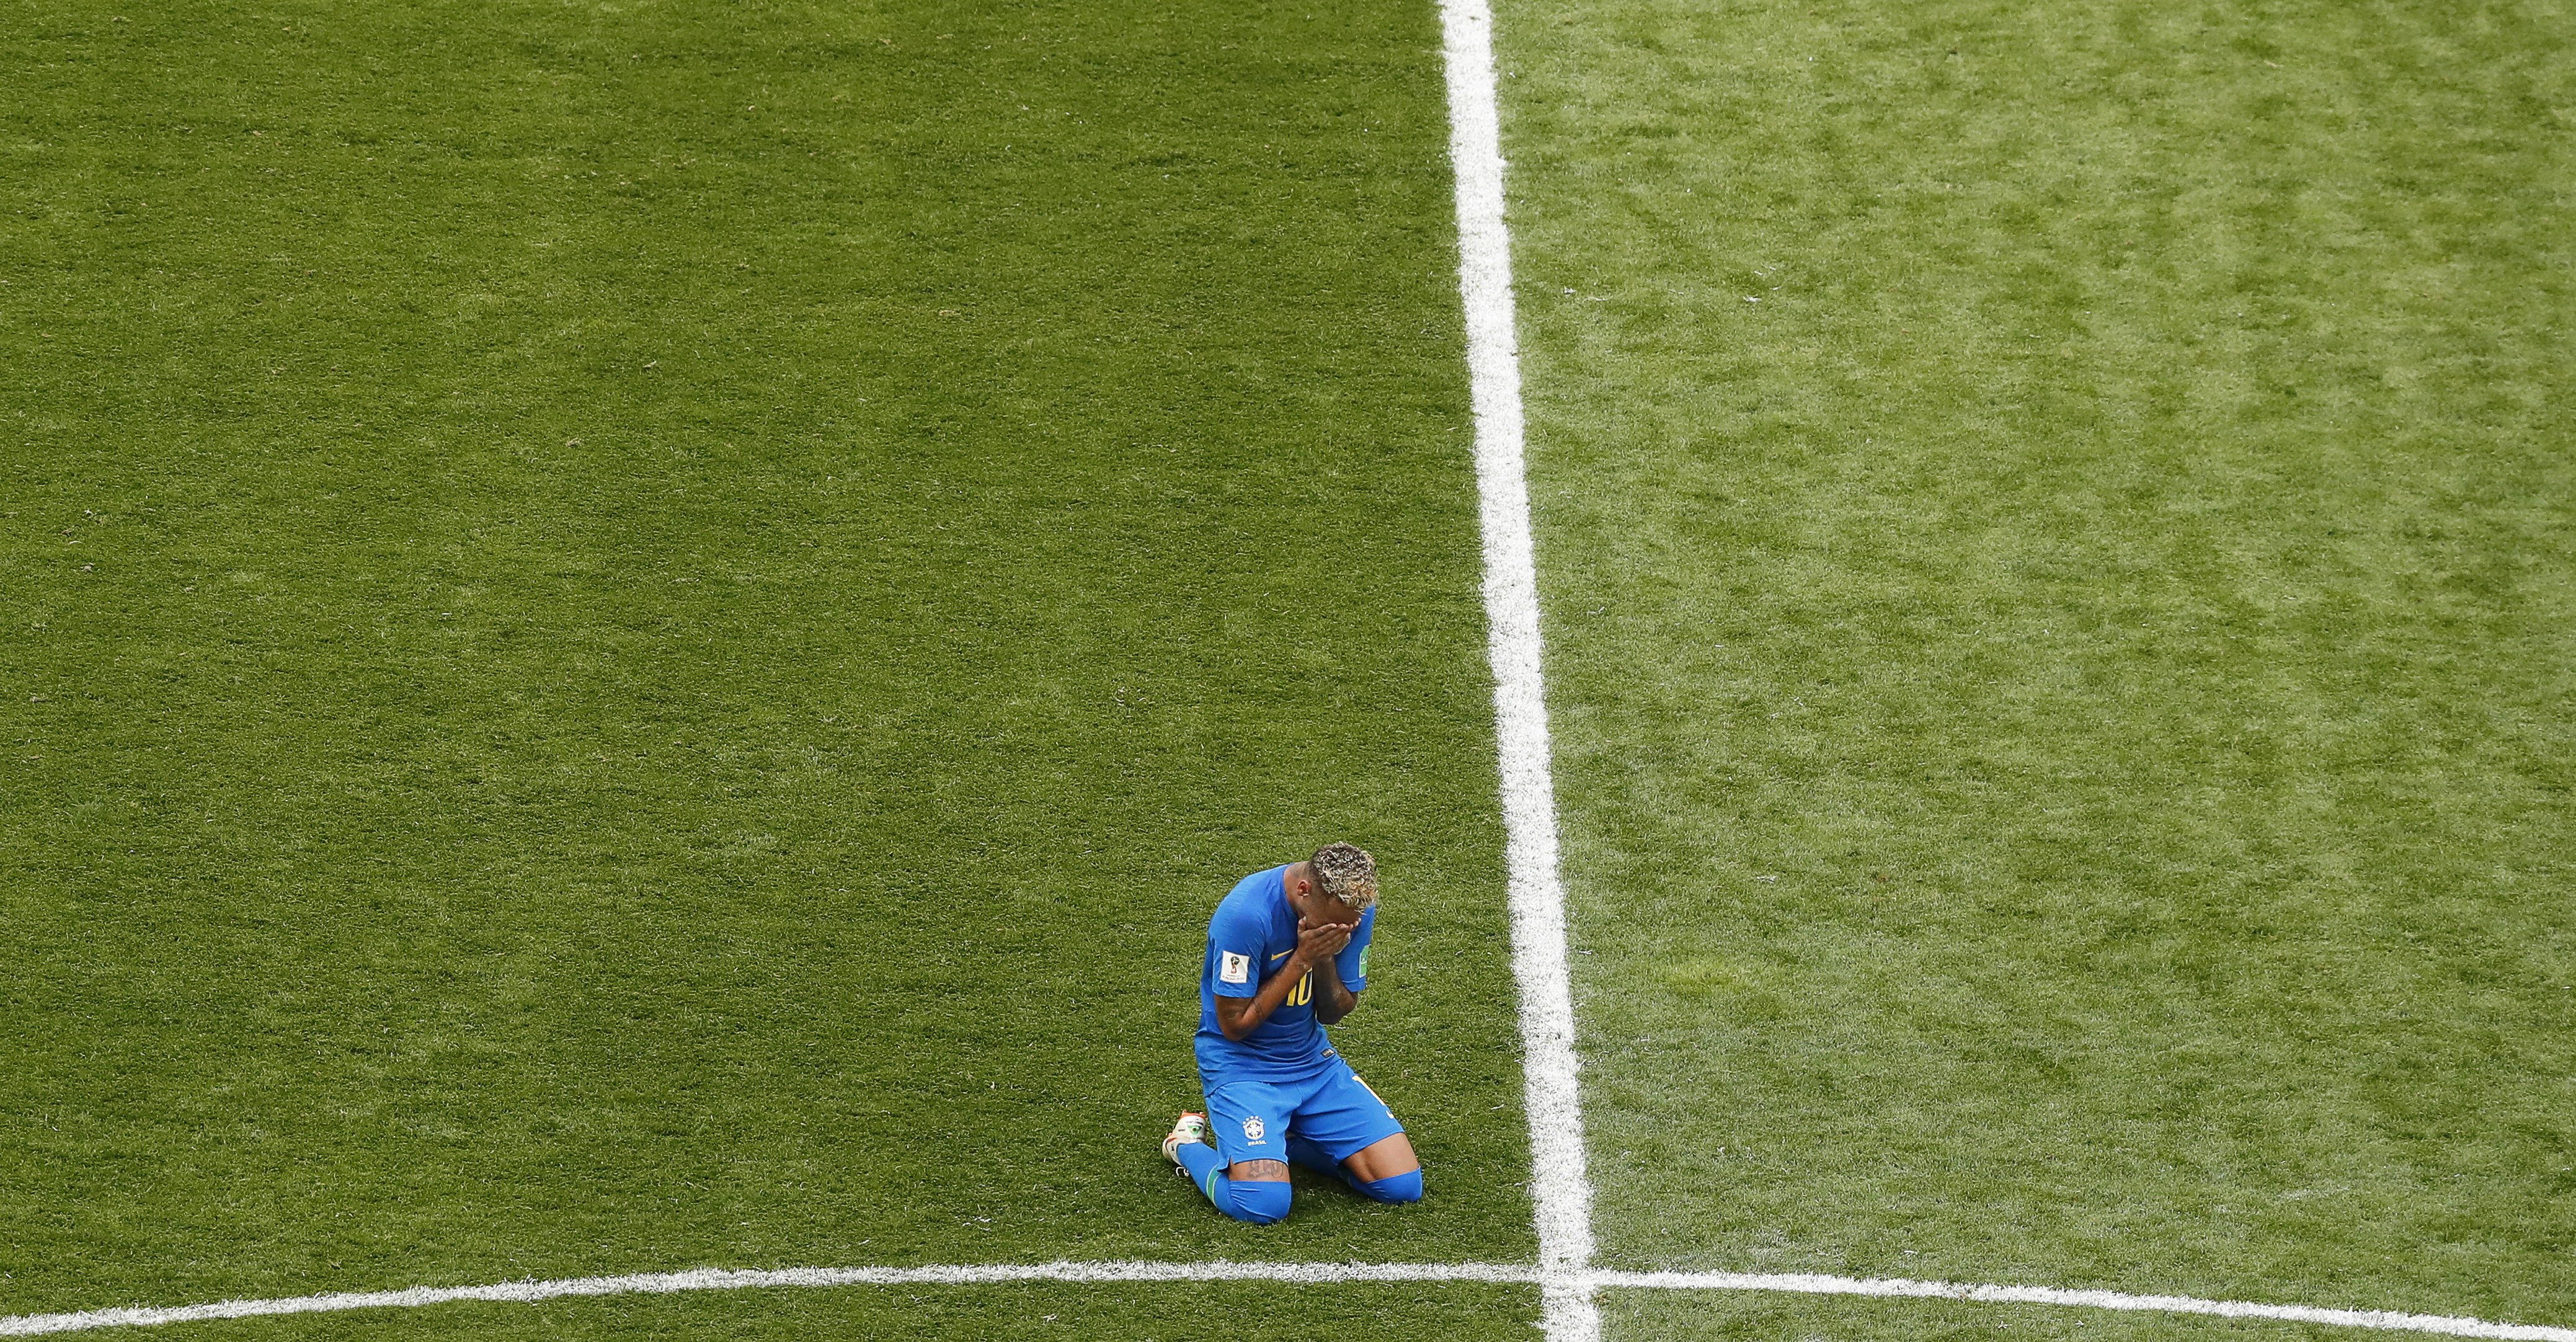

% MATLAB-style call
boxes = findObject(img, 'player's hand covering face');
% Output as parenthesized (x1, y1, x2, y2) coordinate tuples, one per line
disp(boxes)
(1297, 911, 1357, 961)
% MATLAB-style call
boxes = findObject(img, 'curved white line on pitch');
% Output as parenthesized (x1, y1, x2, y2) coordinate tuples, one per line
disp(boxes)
(0, 1263, 1537, 1337)
(6, 1263, 2569, 1340)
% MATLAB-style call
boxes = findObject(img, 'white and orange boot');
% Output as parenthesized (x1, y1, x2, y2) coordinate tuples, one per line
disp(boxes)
(1160, 1111, 1210, 1166)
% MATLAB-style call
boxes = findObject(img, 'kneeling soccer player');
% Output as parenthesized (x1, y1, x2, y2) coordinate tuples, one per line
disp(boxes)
(1161, 842, 1423, 1224)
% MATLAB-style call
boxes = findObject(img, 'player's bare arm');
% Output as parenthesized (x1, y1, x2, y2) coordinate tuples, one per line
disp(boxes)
(1305, 923, 1357, 1025)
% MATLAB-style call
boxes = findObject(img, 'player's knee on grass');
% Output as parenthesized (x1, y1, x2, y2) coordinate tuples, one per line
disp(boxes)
(1351, 1168, 1423, 1203)
(1222, 1176, 1293, 1225)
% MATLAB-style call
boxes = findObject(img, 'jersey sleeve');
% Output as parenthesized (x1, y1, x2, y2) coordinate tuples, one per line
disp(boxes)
(1206, 900, 1266, 1000)
(1335, 905, 1377, 992)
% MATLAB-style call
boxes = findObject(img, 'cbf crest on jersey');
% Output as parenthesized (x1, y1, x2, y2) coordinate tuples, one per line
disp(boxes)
(1242, 1116, 1265, 1142)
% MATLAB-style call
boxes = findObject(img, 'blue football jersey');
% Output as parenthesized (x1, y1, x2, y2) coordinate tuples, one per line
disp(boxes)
(1194, 865, 1375, 1084)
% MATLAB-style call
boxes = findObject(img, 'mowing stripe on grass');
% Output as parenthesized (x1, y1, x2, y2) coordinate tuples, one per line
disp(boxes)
(1594, 1272, 2576, 1341)
(9, 1263, 2571, 1339)
(1437, 1, 1601, 1340)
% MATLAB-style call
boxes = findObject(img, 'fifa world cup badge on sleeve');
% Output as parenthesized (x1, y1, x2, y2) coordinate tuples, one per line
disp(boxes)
(1220, 951, 1250, 985)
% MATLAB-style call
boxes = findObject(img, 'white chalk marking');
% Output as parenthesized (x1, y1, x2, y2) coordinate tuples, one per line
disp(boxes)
(1437, 0, 1600, 1339)
(0, 1263, 1536, 1337)
(11, 1262, 2570, 1340)
(1594, 1271, 2576, 1341)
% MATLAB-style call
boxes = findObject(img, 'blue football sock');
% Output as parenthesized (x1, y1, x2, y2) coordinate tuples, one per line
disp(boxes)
(1175, 1142, 1292, 1225)
(1351, 1168, 1424, 1203)
(1174, 1137, 1227, 1190)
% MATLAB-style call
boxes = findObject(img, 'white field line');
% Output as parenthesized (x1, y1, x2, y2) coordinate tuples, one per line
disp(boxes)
(10, 1264, 2571, 1341)
(1596, 1272, 2576, 1342)
(0, 1263, 1537, 1337)
(1437, 1, 1601, 1341)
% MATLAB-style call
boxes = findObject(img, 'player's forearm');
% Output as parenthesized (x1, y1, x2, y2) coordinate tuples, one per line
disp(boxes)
(1218, 966, 1303, 1039)
(1313, 974, 1356, 1024)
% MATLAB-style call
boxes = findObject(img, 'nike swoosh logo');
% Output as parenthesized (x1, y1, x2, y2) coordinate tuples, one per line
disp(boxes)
(1269, 950, 1292, 961)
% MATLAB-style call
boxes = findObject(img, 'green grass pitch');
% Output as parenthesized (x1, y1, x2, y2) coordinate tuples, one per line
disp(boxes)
(6, 0, 2573, 1336)
(2, 0, 1532, 1331)
(1506, 0, 2576, 1329)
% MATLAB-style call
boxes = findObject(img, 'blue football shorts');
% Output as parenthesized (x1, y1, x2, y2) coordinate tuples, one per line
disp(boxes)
(1202, 1056, 1405, 1169)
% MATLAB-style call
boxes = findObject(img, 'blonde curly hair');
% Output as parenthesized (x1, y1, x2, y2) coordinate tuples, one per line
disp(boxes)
(1310, 842, 1378, 911)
